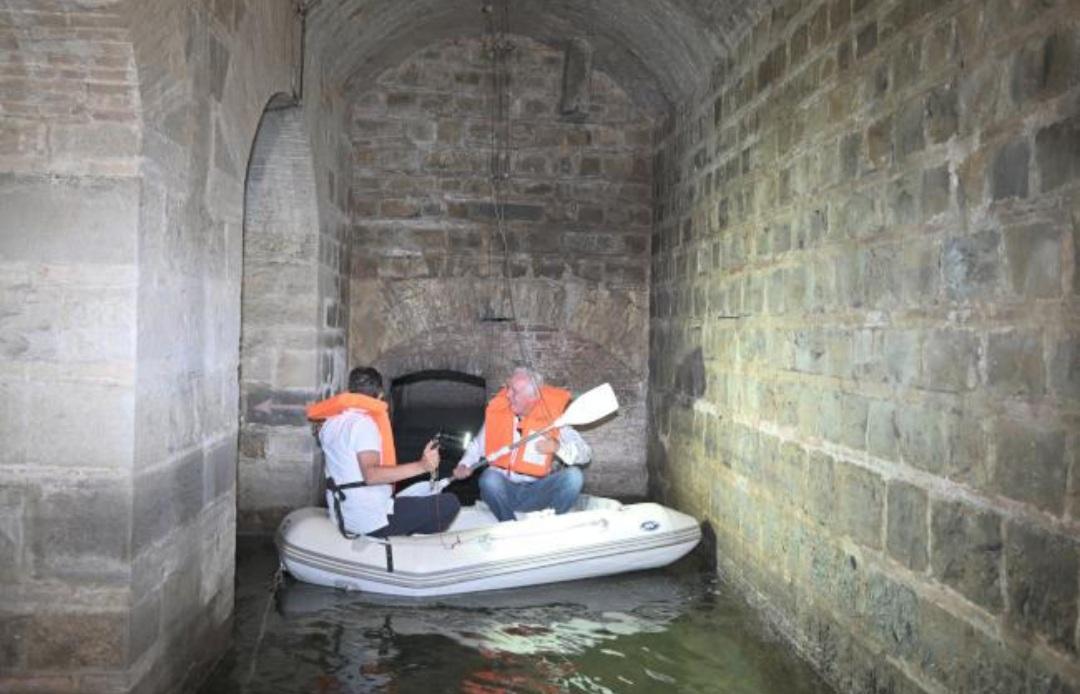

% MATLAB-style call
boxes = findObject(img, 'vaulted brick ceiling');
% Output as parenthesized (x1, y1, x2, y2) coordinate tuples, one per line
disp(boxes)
(307, 0, 770, 112)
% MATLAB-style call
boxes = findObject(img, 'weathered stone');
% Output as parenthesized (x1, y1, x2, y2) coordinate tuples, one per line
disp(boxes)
(0, 175, 138, 264)
(943, 229, 1001, 301)
(887, 481, 928, 571)
(804, 451, 836, 529)
(930, 499, 1003, 611)
(1049, 335, 1080, 403)
(993, 419, 1067, 515)
(887, 174, 918, 226)
(560, 38, 592, 118)
(896, 405, 948, 474)
(1004, 222, 1061, 298)
(132, 451, 204, 553)
(836, 461, 883, 549)
(883, 330, 919, 386)
(986, 330, 1045, 397)
(921, 329, 979, 393)
(29, 482, 129, 583)
(1005, 520, 1079, 652)
(894, 99, 925, 161)
(1035, 115, 1080, 193)
(991, 139, 1030, 200)
(867, 399, 898, 461)
(1010, 31, 1079, 107)
(204, 437, 237, 505)
(26, 611, 125, 669)
(926, 82, 958, 144)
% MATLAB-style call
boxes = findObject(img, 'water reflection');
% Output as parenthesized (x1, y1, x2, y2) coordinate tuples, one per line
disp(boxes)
(200, 537, 831, 693)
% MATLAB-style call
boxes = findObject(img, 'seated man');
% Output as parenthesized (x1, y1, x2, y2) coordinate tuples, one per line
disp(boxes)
(453, 367, 591, 521)
(313, 366, 460, 538)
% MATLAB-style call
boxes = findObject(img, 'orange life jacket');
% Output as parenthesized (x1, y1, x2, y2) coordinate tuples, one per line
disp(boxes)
(306, 393, 397, 466)
(484, 385, 571, 478)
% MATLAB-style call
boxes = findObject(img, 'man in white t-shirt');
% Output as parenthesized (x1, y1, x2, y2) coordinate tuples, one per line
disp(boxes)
(320, 367, 460, 537)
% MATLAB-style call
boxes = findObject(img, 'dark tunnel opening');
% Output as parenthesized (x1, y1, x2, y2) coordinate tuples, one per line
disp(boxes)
(390, 369, 487, 503)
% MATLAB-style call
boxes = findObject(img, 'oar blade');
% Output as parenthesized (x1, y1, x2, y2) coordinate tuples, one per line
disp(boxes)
(556, 383, 619, 426)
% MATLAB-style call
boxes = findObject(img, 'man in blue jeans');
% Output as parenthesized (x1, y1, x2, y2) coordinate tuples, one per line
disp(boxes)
(453, 367, 591, 521)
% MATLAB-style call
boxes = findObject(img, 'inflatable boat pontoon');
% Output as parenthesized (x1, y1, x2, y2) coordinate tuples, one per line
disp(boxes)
(276, 495, 702, 597)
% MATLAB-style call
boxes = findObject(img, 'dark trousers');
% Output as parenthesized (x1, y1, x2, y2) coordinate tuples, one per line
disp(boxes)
(368, 493, 461, 538)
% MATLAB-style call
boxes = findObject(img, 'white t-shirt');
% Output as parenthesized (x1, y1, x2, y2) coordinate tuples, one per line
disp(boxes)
(319, 409, 394, 535)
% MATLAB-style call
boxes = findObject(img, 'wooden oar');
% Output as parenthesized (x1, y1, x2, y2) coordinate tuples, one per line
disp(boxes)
(481, 383, 619, 465)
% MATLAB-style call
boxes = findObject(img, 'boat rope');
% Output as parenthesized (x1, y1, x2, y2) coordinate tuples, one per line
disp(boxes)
(242, 566, 283, 692)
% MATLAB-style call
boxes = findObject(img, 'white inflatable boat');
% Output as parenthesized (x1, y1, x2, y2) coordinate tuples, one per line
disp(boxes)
(276, 495, 702, 597)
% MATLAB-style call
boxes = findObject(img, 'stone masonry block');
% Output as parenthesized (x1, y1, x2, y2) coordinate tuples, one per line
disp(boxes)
(0, 174, 138, 264)
(1049, 334, 1080, 403)
(1035, 115, 1080, 193)
(839, 392, 868, 451)
(26, 611, 125, 670)
(887, 481, 928, 571)
(930, 499, 1003, 612)
(993, 419, 1067, 515)
(132, 450, 204, 554)
(29, 480, 129, 584)
(1004, 222, 1062, 299)
(884, 330, 920, 386)
(867, 399, 898, 461)
(836, 461, 883, 549)
(1010, 30, 1079, 107)
(894, 99, 925, 162)
(921, 165, 950, 219)
(896, 405, 948, 475)
(900, 240, 940, 306)
(275, 349, 318, 390)
(867, 115, 893, 169)
(943, 229, 1001, 302)
(991, 139, 1029, 200)
(926, 83, 959, 145)
(203, 437, 236, 506)
(804, 451, 836, 529)
(986, 330, 1045, 397)
(921, 329, 979, 393)
(1004, 520, 1079, 653)
(0, 486, 26, 584)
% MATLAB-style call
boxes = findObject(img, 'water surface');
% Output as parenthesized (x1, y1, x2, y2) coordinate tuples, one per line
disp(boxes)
(200, 536, 831, 693)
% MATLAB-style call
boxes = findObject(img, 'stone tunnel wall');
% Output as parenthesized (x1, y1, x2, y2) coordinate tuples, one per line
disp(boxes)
(1, 1, 300, 692)
(0, 1, 141, 690)
(650, 0, 1080, 691)
(347, 36, 654, 496)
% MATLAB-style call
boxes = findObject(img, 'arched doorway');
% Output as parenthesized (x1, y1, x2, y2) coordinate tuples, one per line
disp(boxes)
(238, 98, 323, 531)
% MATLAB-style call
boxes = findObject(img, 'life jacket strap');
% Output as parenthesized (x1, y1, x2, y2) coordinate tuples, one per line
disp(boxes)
(325, 476, 367, 539)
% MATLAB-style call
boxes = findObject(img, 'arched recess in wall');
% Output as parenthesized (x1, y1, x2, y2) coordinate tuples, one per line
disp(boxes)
(238, 95, 323, 532)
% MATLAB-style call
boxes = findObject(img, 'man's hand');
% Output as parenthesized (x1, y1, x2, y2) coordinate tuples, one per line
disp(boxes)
(452, 463, 473, 480)
(420, 439, 440, 473)
(535, 434, 559, 455)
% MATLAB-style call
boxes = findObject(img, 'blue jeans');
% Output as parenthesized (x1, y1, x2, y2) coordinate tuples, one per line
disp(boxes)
(478, 466, 584, 522)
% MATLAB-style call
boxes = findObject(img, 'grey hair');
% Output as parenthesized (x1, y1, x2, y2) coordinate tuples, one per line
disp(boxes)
(509, 366, 543, 395)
